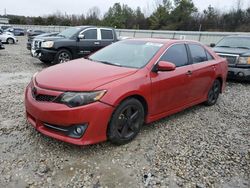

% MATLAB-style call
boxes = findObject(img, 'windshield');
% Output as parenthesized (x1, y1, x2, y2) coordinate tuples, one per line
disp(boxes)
(89, 40, 163, 68)
(58, 27, 81, 38)
(216, 37, 250, 49)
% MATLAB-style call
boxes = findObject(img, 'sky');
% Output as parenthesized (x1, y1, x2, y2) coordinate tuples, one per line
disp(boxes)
(1, 0, 250, 17)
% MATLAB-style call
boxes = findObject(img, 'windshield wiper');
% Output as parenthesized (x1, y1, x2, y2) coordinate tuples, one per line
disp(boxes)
(97, 60, 122, 67)
(57, 34, 65, 38)
(234, 46, 250, 49)
(85, 57, 93, 61)
(216, 45, 231, 48)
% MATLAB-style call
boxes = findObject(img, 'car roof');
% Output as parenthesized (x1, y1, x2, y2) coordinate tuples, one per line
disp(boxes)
(72, 26, 114, 29)
(225, 35, 250, 38)
(127, 38, 202, 45)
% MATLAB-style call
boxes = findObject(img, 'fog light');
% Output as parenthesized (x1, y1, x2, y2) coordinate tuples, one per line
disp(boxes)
(68, 124, 87, 138)
(238, 72, 244, 77)
(75, 127, 83, 135)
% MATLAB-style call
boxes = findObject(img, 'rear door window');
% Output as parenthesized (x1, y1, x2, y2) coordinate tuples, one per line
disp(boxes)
(101, 29, 113, 40)
(160, 44, 189, 67)
(188, 44, 208, 63)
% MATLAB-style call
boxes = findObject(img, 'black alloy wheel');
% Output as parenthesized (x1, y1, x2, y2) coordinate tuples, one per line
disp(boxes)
(205, 79, 221, 106)
(54, 49, 72, 64)
(108, 98, 145, 145)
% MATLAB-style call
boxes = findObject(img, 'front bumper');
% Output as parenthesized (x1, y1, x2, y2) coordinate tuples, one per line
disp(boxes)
(33, 48, 57, 62)
(228, 66, 250, 81)
(25, 85, 114, 145)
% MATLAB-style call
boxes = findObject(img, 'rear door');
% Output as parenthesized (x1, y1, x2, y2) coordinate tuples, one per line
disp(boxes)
(150, 43, 194, 115)
(77, 28, 100, 57)
(99, 28, 115, 49)
(187, 43, 217, 101)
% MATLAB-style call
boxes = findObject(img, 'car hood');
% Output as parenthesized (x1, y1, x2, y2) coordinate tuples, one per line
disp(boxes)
(213, 47, 250, 56)
(4, 32, 13, 36)
(0, 33, 15, 38)
(34, 36, 64, 41)
(35, 59, 138, 91)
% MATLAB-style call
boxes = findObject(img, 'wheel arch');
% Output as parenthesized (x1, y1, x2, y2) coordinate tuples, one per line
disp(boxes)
(57, 47, 73, 56)
(112, 93, 149, 120)
(7, 37, 14, 43)
(215, 76, 223, 93)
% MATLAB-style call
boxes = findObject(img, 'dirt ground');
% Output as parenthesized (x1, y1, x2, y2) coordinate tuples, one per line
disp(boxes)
(0, 37, 249, 188)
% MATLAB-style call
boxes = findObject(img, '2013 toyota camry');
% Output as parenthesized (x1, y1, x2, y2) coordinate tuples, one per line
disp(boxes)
(25, 39, 228, 145)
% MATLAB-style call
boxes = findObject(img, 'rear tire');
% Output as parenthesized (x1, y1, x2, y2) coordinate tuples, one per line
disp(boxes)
(108, 98, 145, 145)
(54, 49, 72, 64)
(205, 79, 221, 106)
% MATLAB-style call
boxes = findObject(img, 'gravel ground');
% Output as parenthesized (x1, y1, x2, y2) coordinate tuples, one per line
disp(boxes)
(0, 37, 249, 188)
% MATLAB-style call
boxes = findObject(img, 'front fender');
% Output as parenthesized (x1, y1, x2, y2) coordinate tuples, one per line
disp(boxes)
(97, 70, 152, 111)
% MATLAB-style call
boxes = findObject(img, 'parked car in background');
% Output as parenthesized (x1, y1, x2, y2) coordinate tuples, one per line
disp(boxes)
(31, 26, 118, 64)
(25, 39, 228, 146)
(0, 32, 18, 44)
(0, 25, 12, 31)
(0, 40, 4, 49)
(27, 30, 46, 37)
(211, 35, 250, 81)
(0, 29, 14, 36)
(27, 32, 59, 50)
(5, 28, 25, 36)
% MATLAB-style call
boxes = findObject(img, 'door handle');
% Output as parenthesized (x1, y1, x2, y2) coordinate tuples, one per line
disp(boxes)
(186, 70, 192, 75)
(94, 42, 100, 45)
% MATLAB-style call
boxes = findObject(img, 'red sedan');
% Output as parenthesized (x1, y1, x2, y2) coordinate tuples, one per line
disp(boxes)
(25, 39, 228, 145)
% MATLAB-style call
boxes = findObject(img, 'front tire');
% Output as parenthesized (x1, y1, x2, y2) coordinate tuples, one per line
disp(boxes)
(54, 49, 72, 64)
(205, 79, 221, 106)
(108, 98, 145, 145)
(7, 38, 15, 44)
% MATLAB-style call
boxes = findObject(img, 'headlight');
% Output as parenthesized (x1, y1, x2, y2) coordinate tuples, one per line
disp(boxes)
(41, 41, 54, 48)
(238, 56, 250, 64)
(56, 90, 107, 107)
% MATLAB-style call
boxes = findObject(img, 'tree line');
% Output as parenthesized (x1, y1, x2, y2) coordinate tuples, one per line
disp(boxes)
(2, 0, 250, 32)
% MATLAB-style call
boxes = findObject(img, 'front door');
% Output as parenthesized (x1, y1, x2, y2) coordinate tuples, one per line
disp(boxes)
(150, 43, 194, 115)
(77, 28, 100, 57)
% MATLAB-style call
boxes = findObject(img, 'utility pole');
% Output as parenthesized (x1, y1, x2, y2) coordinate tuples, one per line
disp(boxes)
(4, 8, 7, 16)
(199, 24, 202, 32)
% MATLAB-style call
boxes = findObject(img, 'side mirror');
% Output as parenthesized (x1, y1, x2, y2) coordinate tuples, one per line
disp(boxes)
(154, 61, 176, 72)
(210, 43, 216, 47)
(78, 34, 85, 39)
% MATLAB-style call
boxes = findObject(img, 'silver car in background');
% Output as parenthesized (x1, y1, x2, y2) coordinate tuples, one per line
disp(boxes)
(0, 30, 18, 44)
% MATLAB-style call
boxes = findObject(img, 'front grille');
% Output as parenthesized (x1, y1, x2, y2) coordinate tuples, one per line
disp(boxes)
(32, 40, 42, 50)
(35, 94, 57, 102)
(31, 87, 57, 102)
(217, 53, 239, 65)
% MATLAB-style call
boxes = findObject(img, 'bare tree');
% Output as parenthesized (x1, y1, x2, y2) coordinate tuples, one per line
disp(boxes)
(87, 6, 101, 19)
(236, 0, 242, 10)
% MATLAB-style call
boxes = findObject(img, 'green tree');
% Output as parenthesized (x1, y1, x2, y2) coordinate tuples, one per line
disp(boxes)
(169, 0, 197, 30)
(33, 16, 45, 25)
(103, 3, 135, 29)
(134, 7, 147, 29)
(149, 0, 172, 29)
